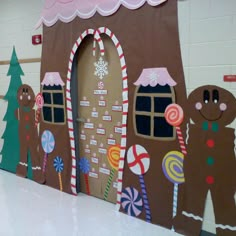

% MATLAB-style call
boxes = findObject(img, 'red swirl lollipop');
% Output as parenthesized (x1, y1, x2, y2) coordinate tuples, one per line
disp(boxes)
(35, 93, 44, 109)
(165, 104, 187, 155)
(127, 145, 151, 222)
(35, 93, 44, 127)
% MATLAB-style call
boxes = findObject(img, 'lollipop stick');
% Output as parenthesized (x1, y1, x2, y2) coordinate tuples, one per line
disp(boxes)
(176, 126, 187, 155)
(104, 168, 115, 200)
(35, 109, 40, 127)
(173, 183, 178, 218)
(58, 172, 63, 191)
(84, 173, 90, 195)
(43, 153, 48, 173)
(139, 175, 151, 223)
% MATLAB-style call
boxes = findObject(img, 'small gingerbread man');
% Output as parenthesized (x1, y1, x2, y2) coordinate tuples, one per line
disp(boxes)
(15, 84, 44, 183)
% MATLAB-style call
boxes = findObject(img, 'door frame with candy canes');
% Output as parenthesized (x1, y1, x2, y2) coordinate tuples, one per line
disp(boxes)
(66, 27, 128, 202)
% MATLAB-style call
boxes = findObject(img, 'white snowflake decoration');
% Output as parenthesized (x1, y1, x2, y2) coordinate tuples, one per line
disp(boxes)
(94, 57, 108, 80)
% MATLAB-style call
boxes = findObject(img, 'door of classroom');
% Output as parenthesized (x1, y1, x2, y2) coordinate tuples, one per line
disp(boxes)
(77, 34, 123, 203)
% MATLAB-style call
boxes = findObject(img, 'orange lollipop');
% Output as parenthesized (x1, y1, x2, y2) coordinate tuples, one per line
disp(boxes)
(107, 145, 120, 170)
(165, 104, 187, 155)
(104, 145, 121, 200)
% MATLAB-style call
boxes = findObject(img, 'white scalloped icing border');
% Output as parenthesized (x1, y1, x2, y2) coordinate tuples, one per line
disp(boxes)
(36, 0, 167, 28)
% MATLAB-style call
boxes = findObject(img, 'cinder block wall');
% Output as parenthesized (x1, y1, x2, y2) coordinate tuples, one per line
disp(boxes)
(0, 0, 235, 234)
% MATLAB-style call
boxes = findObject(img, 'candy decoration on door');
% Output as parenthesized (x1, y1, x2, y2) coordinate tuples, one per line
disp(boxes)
(104, 145, 120, 200)
(79, 157, 91, 195)
(127, 144, 151, 222)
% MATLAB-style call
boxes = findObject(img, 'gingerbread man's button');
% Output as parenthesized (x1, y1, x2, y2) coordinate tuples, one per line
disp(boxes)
(206, 175, 214, 184)
(207, 157, 214, 166)
(206, 139, 215, 148)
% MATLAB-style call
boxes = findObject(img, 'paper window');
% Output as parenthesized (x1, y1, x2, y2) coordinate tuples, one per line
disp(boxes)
(134, 85, 176, 140)
(42, 85, 66, 124)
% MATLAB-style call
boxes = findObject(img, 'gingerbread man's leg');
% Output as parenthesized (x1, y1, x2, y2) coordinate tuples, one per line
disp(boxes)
(211, 186, 236, 236)
(29, 140, 45, 184)
(16, 140, 28, 177)
(174, 177, 208, 236)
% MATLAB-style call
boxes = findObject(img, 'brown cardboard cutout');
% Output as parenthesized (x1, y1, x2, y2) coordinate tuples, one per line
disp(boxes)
(174, 85, 236, 236)
(40, 0, 187, 228)
(15, 84, 44, 183)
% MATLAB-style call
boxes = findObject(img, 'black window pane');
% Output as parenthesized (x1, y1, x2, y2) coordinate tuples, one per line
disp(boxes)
(43, 93, 51, 104)
(154, 117, 173, 137)
(154, 97, 173, 113)
(136, 115, 151, 136)
(43, 107, 52, 122)
(138, 85, 171, 94)
(136, 96, 151, 112)
(43, 85, 62, 91)
(53, 93, 64, 105)
(54, 108, 65, 123)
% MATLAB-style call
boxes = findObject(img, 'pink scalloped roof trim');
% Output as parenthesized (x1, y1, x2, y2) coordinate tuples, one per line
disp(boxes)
(134, 68, 177, 87)
(41, 72, 65, 86)
(36, 0, 167, 28)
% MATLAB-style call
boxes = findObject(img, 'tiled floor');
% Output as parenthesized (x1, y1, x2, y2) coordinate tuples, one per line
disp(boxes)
(0, 170, 182, 236)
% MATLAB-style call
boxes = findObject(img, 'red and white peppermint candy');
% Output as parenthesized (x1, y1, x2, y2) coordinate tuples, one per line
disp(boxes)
(35, 93, 44, 109)
(98, 81, 104, 89)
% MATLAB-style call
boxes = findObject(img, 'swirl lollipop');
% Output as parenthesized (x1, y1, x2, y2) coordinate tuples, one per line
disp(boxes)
(121, 187, 143, 217)
(165, 104, 187, 155)
(104, 145, 120, 200)
(35, 93, 44, 127)
(41, 130, 55, 173)
(53, 156, 64, 191)
(79, 157, 91, 195)
(162, 151, 185, 220)
(127, 144, 151, 222)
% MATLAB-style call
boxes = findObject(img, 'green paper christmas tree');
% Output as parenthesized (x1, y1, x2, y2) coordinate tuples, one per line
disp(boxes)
(0, 47, 32, 178)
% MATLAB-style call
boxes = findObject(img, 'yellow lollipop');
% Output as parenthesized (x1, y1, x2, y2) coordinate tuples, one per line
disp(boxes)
(104, 145, 121, 200)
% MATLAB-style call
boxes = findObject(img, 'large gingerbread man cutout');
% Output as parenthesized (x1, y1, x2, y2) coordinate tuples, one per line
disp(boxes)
(15, 84, 44, 183)
(174, 85, 236, 236)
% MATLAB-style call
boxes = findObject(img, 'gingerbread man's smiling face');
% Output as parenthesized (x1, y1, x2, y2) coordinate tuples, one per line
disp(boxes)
(188, 85, 236, 126)
(17, 84, 35, 108)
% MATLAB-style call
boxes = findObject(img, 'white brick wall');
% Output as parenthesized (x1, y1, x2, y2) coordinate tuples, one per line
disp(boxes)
(0, 0, 235, 234)
(178, 0, 236, 233)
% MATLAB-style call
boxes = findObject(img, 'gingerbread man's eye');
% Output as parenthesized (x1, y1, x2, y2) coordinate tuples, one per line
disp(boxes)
(25, 88, 29, 94)
(203, 90, 210, 104)
(212, 89, 219, 104)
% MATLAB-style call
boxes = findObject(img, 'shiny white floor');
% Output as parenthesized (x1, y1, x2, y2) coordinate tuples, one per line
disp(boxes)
(0, 170, 182, 236)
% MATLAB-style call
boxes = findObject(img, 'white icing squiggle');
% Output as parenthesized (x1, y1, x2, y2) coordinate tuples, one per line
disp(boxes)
(182, 211, 203, 221)
(185, 123, 189, 145)
(19, 162, 28, 167)
(183, 211, 236, 231)
(216, 224, 236, 231)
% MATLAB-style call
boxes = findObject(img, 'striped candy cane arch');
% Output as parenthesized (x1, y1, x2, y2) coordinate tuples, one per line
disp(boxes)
(97, 27, 128, 209)
(66, 29, 104, 195)
(66, 27, 128, 200)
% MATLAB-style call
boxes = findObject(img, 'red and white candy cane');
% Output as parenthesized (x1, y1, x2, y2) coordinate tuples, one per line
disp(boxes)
(35, 93, 44, 127)
(165, 104, 187, 155)
(93, 30, 105, 57)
